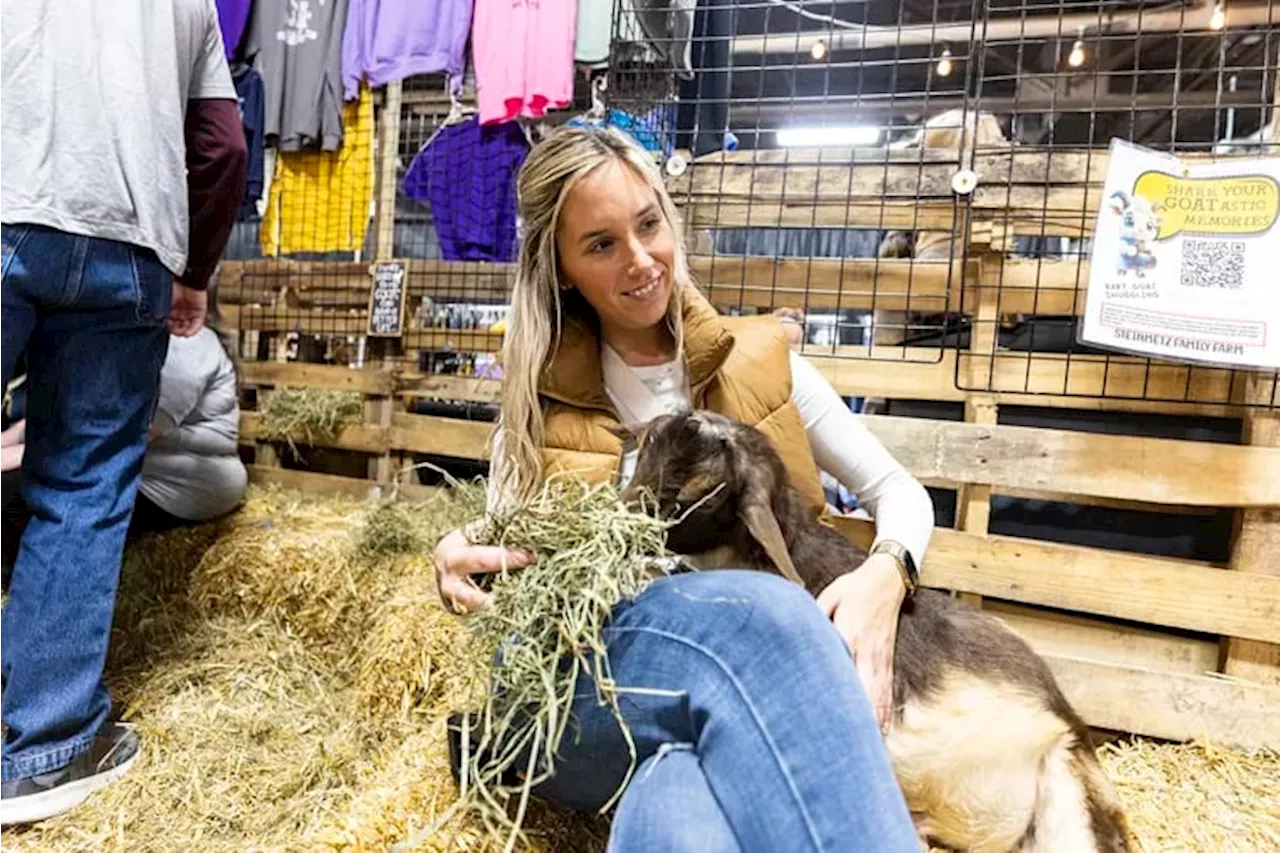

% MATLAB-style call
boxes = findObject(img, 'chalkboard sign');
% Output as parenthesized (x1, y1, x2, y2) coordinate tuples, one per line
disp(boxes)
(367, 260, 408, 337)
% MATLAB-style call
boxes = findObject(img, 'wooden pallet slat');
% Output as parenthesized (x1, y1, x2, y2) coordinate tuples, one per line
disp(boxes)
(1046, 655, 1280, 750)
(241, 361, 395, 395)
(864, 415, 1280, 508)
(904, 524, 1280, 645)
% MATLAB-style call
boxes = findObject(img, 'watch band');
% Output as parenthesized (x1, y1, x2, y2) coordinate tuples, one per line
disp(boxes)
(870, 540, 919, 596)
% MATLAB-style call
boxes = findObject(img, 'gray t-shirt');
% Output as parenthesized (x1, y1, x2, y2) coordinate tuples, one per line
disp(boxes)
(244, 0, 350, 152)
(1, 0, 236, 278)
(141, 328, 247, 521)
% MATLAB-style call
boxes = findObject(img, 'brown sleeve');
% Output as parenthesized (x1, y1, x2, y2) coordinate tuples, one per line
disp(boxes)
(179, 98, 248, 290)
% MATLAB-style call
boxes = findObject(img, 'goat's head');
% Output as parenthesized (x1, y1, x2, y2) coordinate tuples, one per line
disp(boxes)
(619, 410, 801, 583)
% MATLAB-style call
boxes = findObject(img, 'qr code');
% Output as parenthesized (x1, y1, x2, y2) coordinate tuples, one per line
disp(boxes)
(1180, 239, 1245, 289)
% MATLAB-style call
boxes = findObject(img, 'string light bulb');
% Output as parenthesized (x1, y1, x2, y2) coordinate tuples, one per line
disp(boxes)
(936, 47, 954, 77)
(1067, 37, 1086, 68)
(810, 39, 828, 61)
(1209, 2, 1226, 30)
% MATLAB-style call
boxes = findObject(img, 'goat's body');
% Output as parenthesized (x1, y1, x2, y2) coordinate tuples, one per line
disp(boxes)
(676, 488, 1132, 852)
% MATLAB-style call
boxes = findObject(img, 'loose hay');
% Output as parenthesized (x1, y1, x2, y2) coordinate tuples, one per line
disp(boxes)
(401, 476, 672, 851)
(4, 483, 1277, 853)
(257, 387, 364, 455)
(1098, 738, 1280, 853)
(360, 500, 428, 560)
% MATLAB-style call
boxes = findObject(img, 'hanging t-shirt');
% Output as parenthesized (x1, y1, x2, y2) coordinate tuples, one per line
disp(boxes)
(215, 0, 253, 59)
(574, 0, 611, 65)
(259, 88, 374, 255)
(401, 118, 529, 263)
(473, 0, 575, 125)
(565, 107, 676, 157)
(342, 0, 473, 100)
(243, 0, 350, 151)
(233, 64, 266, 221)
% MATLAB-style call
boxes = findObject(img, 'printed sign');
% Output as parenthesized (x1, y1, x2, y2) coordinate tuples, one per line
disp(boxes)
(367, 260, 408, 337)
(1080, 139, 1280, 370)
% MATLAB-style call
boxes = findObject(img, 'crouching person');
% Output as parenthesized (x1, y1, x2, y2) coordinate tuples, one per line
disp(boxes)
(135, 306, 247, 532)
(432, 126, 936, 851)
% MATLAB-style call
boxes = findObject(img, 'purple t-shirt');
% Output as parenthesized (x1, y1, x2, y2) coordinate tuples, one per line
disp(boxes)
(403, 118, 529, 263)
(215, 0, 251, 60)
(342, 0, 474, 100)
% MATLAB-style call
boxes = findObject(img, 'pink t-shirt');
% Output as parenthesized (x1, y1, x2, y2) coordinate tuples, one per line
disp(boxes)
(473, 0, 576, 125)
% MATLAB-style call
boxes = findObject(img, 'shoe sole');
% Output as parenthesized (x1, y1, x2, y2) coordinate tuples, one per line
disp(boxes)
(0, 751, 138, 827)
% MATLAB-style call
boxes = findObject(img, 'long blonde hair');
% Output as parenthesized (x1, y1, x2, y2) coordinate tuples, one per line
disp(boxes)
(493, 126, 692, 505)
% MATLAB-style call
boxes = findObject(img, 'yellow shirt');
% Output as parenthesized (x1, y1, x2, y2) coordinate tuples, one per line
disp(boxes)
(260, 88, 375, 256)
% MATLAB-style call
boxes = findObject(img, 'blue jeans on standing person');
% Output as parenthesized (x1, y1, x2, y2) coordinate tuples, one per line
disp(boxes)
(1, 224, 172, 782)
(531, 570, 920, 852)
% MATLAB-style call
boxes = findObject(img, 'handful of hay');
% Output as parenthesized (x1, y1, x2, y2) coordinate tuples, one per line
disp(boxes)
(257, 387, 364, 455)
(401, 476, 673, 851)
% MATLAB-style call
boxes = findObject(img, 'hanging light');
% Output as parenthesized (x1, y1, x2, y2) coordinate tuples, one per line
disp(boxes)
(1067, 37, 1087, 68)
(810, 39, 828, 61)
(1209, 2, 1226, 30)
(936, 47, 954, 77)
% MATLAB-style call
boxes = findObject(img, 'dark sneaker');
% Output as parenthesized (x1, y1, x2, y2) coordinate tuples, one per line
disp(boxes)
(1, 722, 139, 826)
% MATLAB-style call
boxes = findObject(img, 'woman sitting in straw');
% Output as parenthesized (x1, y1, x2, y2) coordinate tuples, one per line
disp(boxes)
(434, 126, 934, 850)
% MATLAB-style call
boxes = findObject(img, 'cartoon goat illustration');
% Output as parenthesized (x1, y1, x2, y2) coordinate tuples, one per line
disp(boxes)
(1108, 190, 1162, 277)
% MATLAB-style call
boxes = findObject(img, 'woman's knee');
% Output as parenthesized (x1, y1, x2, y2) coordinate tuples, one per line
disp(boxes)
(609, 746, 740, 853)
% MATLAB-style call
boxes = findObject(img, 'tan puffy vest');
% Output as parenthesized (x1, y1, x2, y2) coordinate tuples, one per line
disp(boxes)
(537, 286, 827, 513)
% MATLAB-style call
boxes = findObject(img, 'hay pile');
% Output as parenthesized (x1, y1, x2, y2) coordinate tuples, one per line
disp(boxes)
(2, 484, 1277, 852)
(0, 484, 608, 853)
(257, 387, 365, 455)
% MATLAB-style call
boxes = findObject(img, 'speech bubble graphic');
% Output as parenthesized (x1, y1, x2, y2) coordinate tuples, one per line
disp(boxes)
(1132, 170, 1280, 240)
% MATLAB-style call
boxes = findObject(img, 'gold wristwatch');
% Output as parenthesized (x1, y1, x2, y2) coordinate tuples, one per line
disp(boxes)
(870, 540, 919, 597)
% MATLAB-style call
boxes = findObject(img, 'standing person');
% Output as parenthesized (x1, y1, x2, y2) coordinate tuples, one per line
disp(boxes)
(1, 0, 247, 824)
(434, 126, 932, 850)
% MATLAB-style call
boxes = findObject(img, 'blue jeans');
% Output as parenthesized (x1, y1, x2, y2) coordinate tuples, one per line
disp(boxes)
(1, 224, 172, 781)
(533, 571, 919, 852)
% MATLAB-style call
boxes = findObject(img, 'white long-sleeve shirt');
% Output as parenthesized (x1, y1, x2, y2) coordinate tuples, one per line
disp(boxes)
(488, 347, 934, 568)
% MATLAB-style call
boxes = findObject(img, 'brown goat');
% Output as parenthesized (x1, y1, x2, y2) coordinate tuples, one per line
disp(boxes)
(620, 410, 1133, 853)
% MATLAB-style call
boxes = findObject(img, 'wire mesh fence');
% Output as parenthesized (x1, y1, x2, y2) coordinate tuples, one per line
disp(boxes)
(220, 0, 1279, 407)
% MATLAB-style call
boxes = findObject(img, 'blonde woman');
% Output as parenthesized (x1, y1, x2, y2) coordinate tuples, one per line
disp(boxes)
(433, 127, 931, 851)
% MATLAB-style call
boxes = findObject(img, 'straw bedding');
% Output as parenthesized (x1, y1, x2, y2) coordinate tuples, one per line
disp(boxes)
(2, 485, 1275, 852)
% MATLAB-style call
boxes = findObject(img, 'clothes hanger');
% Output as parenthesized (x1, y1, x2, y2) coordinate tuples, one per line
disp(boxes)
(442, 74, 475, 127)
(587, 74, 608, 124)
(418, 74, 476, 152)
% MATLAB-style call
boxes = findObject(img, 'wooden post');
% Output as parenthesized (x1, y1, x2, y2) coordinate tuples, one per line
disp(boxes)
(374, 81, 402, 260)
(365, 81, 403, 493)
(253, 380, 281, 469)
(955, 254, 1002, 607)
(1220, 82, 1280, 684)
(1220, 374, 1280, 684)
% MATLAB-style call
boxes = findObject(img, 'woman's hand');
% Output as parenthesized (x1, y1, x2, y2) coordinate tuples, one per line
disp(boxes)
(815, 554, 908, 732)
(2, 419, 25, 447)
(433, 523, 536, 617)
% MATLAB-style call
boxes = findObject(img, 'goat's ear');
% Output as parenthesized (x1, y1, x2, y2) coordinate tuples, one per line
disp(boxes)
(675, 471, 719, 505)
(739, 468, 805, 587)
(606, 422, 636, 443)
